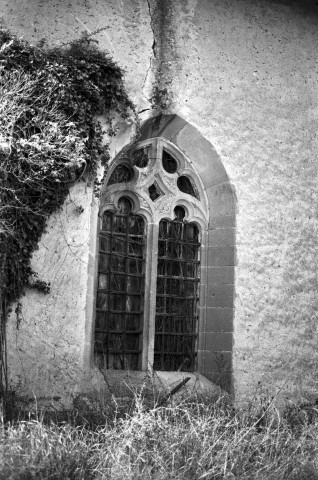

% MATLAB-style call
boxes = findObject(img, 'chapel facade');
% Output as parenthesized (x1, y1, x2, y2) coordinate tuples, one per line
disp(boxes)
(3, 0, 318, 405)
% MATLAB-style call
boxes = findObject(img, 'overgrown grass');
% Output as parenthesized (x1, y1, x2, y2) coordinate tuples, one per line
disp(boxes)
(1, 394, 318, 479)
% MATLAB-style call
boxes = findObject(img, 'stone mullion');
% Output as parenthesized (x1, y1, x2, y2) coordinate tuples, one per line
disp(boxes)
(141, 221, 159, 370)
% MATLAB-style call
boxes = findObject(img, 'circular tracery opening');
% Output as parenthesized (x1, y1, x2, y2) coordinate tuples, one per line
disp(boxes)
(162, 149, 178, 174)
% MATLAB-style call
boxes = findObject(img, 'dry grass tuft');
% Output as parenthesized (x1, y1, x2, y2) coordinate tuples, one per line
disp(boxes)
(1, 394, 318, 479)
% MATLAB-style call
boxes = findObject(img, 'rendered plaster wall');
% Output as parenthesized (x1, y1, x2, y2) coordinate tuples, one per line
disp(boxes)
(3, 0, 318, 403)
(0, 0, 153, 113)
(6, 182, 97, 401)
(154, 0, 318, 403)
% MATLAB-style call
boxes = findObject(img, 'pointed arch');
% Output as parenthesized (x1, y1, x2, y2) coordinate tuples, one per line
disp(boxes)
(96, 114, 236, 391)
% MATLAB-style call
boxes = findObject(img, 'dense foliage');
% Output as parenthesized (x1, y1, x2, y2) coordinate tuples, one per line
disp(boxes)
(0, 30, 135, 313)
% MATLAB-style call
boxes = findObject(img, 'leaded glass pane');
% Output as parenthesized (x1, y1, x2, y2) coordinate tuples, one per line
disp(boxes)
(95, 198, 145, 370)
(154, 209, 200, 372)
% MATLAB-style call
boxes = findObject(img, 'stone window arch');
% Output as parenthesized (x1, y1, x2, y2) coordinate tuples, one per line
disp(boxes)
(94, 115, 236, 391)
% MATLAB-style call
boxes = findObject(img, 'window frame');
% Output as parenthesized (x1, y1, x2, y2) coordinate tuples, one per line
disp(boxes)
(95, 137, 209, 372)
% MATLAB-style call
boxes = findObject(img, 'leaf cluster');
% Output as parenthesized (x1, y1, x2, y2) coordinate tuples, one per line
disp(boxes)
(0, 29, 135, 313)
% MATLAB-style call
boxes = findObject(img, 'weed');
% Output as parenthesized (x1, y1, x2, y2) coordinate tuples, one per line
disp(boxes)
(1, 394, 318, 479)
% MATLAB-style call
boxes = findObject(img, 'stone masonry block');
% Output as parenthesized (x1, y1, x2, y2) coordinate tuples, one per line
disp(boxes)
(209, 228, 235, 246)
(176, 125, 228, 188)
(138, 115, 175, 141)
(158, 114, 188, 140)
(206, 183, 237, 219)
(205, 307, 234, 332)
(208, 266, 235, 284)
(196, 323, 206, 349)
(205, 332, 233, 351)
(207, 245, 236, 266)
(209, 215, 236, 229)
(206, 284, 235, 307)
(203, 350, 232, 373)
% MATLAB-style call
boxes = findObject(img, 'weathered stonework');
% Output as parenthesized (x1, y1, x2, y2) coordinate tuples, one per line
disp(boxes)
(3, 0, 318, 405)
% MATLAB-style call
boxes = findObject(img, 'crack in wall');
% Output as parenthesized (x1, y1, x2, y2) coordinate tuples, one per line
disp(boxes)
(147, 0, 157, 60)
(141, 0, 157, 110)
(141, 0, 177, 113)
(142, 0, 178, 114)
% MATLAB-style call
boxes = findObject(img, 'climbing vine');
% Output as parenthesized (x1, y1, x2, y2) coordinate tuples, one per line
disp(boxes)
(0, 29, 136, 405)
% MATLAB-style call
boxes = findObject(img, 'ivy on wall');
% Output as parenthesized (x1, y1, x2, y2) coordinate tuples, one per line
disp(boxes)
(0, 30, 137, 405)
(0, 29, 136, 312)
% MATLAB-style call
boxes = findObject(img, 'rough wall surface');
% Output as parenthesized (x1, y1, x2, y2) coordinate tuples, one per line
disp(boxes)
(3, 0, 318, 403)
(0, 0, 153, 112)
(6, 183, 97, 401)
(159, 0, 318, 403)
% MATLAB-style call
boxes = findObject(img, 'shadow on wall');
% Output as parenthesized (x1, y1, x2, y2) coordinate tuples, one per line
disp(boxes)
(255, 0, 318, 16)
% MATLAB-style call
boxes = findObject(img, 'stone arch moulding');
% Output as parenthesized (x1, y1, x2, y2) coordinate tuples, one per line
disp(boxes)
(94, 114, 236, 392)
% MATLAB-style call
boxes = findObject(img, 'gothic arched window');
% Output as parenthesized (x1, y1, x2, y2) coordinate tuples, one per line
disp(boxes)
(95, 138, 208, 372)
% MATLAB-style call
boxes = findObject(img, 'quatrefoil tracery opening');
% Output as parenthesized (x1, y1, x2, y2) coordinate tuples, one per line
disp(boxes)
(148, 182, 164, 202)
